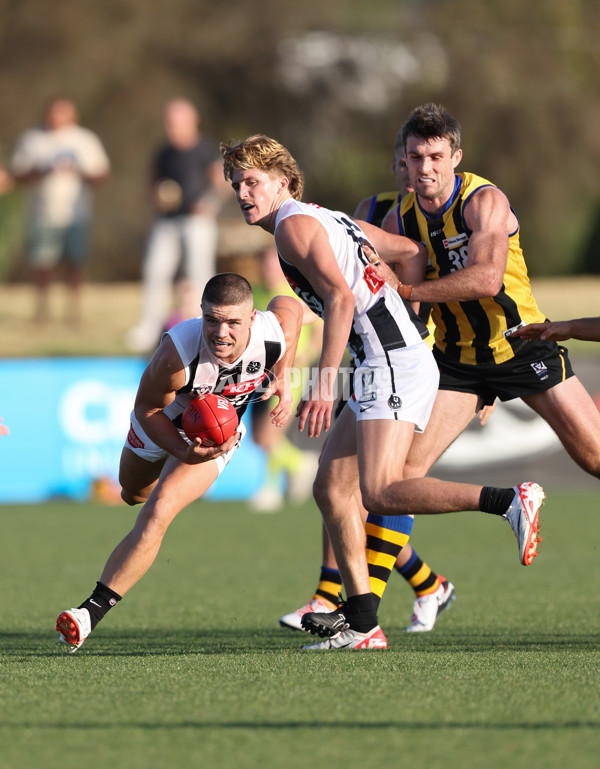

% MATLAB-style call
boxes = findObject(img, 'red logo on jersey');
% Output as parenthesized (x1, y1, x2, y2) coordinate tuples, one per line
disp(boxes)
(220, 374, 266, 396)
(363, 264, 386, 294)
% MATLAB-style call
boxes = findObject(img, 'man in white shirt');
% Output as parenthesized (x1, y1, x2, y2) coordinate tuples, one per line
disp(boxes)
(10, 97, 110, 325)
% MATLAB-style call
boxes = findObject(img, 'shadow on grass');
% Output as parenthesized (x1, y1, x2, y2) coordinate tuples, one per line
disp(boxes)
(1, 627, 599, 657)
(3, 718, 599, 731)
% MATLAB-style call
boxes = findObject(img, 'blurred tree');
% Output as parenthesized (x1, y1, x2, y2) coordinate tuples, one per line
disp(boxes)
(0, 0, 598, 279)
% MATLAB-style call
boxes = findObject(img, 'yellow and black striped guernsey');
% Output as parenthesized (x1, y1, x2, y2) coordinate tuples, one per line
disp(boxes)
(398, 172, 546, 365)
(364, 191, 403, 228)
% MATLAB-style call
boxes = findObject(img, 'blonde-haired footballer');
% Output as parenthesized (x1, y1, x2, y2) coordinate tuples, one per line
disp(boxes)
(221, 133, 545, 651)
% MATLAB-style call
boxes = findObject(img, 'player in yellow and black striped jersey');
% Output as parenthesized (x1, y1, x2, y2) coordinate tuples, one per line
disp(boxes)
(376, 104, 600, 544)
(280, 106, 599, 644)
(391, 170, 547, 367)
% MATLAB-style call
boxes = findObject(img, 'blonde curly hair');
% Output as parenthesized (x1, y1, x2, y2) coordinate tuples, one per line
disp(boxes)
(220, 134, 304, 201)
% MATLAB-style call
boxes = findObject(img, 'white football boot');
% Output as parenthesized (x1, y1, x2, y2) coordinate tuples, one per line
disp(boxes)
(279, 597, 338, 631)
(405, 579, 455, 633)
(503, 482, 545, 565)
(56, 608, 92, 653)
(302, 625, 387, 651)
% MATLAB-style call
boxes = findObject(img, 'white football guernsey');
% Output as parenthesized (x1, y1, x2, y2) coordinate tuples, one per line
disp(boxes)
(275, 199, 438, 431)
(164, 309, 286, 423)
(275, 198, 428, 365)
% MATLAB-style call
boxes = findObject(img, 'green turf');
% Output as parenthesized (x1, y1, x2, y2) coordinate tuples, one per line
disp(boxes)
(1, 490, 599, 769)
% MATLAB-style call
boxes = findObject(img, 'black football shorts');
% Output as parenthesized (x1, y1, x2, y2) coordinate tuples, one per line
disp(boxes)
(433, 340, 574, 406)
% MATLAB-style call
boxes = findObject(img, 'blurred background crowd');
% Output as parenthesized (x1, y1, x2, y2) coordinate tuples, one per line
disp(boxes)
(1, 0, 600, 291)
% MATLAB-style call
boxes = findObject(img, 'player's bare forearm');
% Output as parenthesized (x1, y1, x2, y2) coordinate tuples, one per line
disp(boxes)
(297, 291, 353, 437)
(268, 295, 303, 423)
(410, 232, 505, 304)
(355, 218, 425, 268)
(132, 336, 191, 460)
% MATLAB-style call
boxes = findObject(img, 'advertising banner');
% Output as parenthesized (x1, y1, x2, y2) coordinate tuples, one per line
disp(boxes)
(0, 358, 265, 503)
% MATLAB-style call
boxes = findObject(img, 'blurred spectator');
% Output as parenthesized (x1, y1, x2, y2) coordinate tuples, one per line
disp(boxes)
(250, 246, 322, 512)
(0, 167, 14, 195)
(0, 418, 9, 436)
(9, 97, 110, 326)
(125, 98, 228, 353)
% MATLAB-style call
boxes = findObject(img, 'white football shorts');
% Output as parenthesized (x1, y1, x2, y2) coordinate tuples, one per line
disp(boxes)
(348, 343, 439, 433)
(125, 410, 246, 476)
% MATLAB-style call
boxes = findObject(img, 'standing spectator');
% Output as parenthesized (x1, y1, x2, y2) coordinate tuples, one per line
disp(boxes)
(9, 97, 110, 326)
(126, 98, 227, 353)
(0, 166, 14, 195)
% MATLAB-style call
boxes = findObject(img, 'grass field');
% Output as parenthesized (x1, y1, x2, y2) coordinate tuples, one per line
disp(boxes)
(1, 490, 599, 769)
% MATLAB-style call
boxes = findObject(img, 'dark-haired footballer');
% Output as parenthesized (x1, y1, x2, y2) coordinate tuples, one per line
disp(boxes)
(56, 273, 303, 651)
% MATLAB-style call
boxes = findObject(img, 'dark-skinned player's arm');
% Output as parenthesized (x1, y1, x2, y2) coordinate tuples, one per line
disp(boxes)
(512, 317, 600, 343)
(134, 336, 238, 463)
(275, 214, 355, 438)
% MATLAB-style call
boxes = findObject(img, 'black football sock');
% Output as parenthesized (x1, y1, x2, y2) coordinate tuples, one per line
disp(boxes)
(344, 593, 378, 633)
(479, 486, 515, 517)
(78, 581, 122, 631)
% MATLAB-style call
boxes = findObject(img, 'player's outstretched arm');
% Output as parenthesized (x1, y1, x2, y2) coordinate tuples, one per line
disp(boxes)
(276, 215, 355, 438)
(512, 317, 600, 342)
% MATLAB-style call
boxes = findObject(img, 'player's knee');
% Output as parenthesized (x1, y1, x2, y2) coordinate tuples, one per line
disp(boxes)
(360, 485, 387, 516)
(402, 457, 428, 480)
(312, 468, 339, 510)
(120, 486, 148, 506)
(582, 456, 600, 480)
(134, 503, 173, 542)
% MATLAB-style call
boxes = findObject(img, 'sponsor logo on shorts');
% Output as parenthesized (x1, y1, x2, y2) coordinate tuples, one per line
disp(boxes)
(387, 394, 402, 410)
(127, 423, 145, 449)
(246, 360, 261, 374)
(531, 361, 549, 381)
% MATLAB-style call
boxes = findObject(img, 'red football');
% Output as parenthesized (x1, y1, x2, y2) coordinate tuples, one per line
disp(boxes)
(182, 394, 239, 446)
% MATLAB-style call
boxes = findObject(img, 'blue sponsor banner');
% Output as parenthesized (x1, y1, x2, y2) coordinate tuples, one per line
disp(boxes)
(0, 358, 265, 504)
